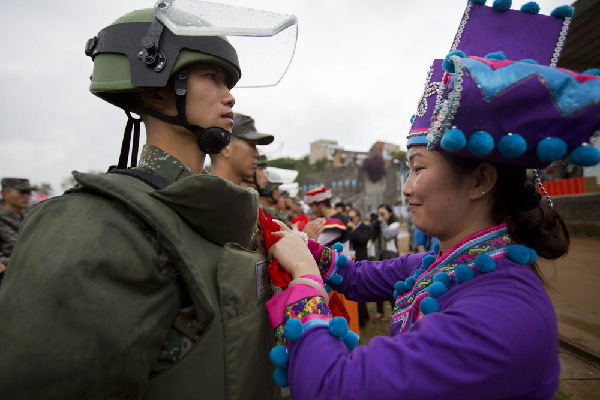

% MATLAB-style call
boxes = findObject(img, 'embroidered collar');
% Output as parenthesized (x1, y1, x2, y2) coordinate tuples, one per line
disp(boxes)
(390, 223, 536, 334)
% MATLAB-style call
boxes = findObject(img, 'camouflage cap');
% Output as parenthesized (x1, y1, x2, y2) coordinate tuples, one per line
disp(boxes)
(232, 113, 274, 145)
(1, 178, 33, 191)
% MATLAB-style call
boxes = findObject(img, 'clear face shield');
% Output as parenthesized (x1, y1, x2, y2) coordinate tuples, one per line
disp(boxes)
(154, 0, 298, 87)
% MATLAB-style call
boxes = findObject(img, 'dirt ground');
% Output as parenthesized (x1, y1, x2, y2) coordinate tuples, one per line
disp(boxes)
(541, 236, 600, 358)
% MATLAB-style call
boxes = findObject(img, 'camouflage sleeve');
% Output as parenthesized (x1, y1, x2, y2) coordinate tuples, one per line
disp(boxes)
(0, 194, 179, 399)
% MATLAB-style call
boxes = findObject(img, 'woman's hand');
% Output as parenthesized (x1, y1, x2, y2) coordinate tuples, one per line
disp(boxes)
(269, 231, 319, 279)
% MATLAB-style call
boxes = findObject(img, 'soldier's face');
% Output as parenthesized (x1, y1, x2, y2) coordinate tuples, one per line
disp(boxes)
(2, 188, 30, 212)
(185, 63, 236, 132)
(229, 137, 259, 181)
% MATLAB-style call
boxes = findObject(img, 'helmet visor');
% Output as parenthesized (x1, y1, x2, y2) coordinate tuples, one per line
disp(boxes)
(155, 0, 298, 87)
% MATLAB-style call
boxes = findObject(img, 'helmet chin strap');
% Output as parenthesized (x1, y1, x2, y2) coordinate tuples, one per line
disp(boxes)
(118, 67, 231, 168)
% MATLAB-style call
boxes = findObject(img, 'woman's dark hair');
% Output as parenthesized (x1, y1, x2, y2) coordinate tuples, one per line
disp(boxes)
(441, 153, 569, 279)
(378, 203, 398, 225)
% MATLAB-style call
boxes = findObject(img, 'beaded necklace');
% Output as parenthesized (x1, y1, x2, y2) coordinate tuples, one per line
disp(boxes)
(391, 223, 537, 334)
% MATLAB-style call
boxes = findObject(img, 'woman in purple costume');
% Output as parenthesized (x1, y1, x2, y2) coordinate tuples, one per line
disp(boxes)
(264, 48, 600, 398)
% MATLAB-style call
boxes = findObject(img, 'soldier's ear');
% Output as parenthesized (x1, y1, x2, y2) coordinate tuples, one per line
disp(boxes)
(139, 87, 172, 112)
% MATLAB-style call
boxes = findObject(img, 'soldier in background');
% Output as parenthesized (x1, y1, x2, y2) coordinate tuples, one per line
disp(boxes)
(211, 113, 273, 186)
(0, 178, 33, 278)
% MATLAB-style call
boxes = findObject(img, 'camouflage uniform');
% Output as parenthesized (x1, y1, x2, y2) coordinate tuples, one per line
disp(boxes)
(0, 208, 22, 267)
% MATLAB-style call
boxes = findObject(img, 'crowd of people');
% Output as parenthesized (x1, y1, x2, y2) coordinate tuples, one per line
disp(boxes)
(0, 0, 599, 399)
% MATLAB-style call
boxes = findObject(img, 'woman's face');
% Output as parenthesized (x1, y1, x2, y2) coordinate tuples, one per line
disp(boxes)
(403, 146, 474, 241)
(377, 207, 389, 221)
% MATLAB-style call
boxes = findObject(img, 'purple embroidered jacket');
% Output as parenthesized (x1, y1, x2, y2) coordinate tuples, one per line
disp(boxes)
(266, 225, 560, 399)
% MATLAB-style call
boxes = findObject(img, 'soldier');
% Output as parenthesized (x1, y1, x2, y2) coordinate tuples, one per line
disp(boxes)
(211, 113, 274, 186)
(0, 178, 33, 276)
(0, 3, 297, 399)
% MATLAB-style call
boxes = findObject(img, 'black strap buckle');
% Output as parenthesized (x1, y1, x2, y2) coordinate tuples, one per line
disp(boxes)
(138, 19, 166, 72)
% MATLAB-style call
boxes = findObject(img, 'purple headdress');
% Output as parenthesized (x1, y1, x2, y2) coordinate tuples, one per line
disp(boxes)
(407, 0, 600, 168)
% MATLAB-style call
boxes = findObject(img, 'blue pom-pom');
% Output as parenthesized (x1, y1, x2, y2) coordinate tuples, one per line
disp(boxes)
(537, 137, 568, 162)
(342, 330, 359, 351)
(468, 130, 494, 156)
(441, 128, 467, 152)
(485, 51, 507, 60)
(428, 281, 448, 299)
(330, 273, 343, 286)
(325, 284, 332, 293)
(394, 280, 408, 296)
(433, 241, 440, 254)
(507, 245, 530, 265)
(337, 254, 348, 267)
(410, 114, 416, 123)
(527, 248, 538, 264)
(583, 68, 600, 77)
(420, 296, 440, 314)
(405, 276, 416, 290)
(273, 366, 289, 387)
(519, 59, 538, 64)
(455, 264, 475, 283)
(570, 145, 600, 167)
(333, 242, 344, 252)
(433, 272, 451, 288)
(551, 5, 574, 18)
(498, 133, 527, 158)
(493, 0, 512, 11)
(474, 254, 496, 273)
(443, 50, 466, 73)
(421, 254, 437, 268)
(413, 268, 426, 279)
(284, 319, 304, 342)
(329, 316, 349, 337)
(269, 345, 289, 367)
(469, 0, 487, 4)
(520, 2, 540, 14)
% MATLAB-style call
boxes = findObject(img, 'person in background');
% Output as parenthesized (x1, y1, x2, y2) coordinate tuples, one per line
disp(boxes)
(334, 202, 346, 217)
(210, 113, 273, 186)
(347, 208, 372, 327)
(371, 203, 400, 320)
(241, 153, 269, 193)
(303, 186, 348, 247)
(414, 226, 439, 253)
(0, 178, 33, 278)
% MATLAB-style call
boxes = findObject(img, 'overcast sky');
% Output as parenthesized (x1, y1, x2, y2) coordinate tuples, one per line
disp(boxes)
(0, 0, 570, 194)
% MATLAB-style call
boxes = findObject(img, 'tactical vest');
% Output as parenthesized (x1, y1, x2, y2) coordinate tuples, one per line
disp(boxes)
(74, 172, 279, 400)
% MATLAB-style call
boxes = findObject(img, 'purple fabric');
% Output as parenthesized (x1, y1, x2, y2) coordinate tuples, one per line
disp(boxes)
(409, 59, 445, 137)
(285, 254, 559, 399)
(454, 4, 567, 64)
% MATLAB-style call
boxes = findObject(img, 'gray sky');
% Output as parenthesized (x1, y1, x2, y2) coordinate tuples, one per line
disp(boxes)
(0, 0, 569, 194)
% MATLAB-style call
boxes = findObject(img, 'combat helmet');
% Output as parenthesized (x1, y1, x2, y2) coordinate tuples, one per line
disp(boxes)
(85, 0, 297, 167)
